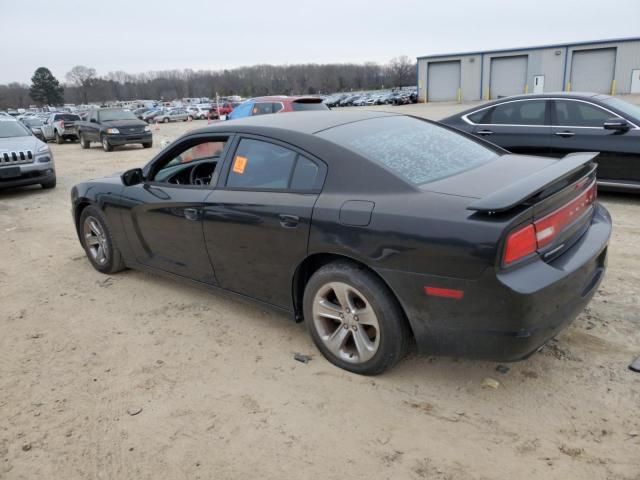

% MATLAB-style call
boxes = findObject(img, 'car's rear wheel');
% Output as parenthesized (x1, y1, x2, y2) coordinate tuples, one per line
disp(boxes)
(303, 261, 410, 375)
(142, 141, 152, 148)
(79, 206, 125, 274)
(101, 136, 113, 152)
(163, 117, 169, 123)
(79, 133, 90, 149)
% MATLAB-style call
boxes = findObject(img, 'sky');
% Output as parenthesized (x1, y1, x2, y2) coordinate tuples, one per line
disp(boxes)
(1, 0, 638, 84)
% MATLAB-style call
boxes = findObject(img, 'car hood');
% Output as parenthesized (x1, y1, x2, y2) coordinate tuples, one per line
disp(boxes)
(0, 135, 44, 153)
(102, 119, 148, 128)
(421, 153, 558, 199)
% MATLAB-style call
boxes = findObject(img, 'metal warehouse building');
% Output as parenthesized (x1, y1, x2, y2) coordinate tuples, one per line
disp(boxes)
(417, 37, 640, 102)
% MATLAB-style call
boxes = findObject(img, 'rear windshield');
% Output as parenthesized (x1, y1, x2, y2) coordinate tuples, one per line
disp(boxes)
(318, 116, 499, 185)
(292, 100, 329, 112)
(99, 110, 137, 121)
(54, 114, 80, 121)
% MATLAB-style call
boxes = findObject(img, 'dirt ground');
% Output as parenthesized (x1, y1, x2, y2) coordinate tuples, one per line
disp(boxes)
(1, 101, 639, 480)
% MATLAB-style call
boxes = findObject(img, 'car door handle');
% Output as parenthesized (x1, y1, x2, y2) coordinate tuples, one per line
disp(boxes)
(476, 130, 493, 135)
(554, 131, 575, 137)
(183, 208, 200, 221)
(279, 214, 299, 228)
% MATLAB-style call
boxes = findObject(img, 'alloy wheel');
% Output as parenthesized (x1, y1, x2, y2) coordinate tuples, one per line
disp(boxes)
(83, 216, 109, 265)
(312, 281, 380, 364)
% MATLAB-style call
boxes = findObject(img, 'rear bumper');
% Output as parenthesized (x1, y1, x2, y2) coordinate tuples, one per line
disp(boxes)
(106, 132, 152, 145)
(379, 203, 612, 361)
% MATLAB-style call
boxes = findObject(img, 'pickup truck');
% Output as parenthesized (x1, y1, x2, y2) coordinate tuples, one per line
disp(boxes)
(42, 112, 81, 144)
(76, 108, 152, 152)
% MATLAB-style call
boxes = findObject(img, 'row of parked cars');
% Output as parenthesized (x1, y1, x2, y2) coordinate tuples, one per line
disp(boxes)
(132, 102, 241, 124)
(323, 89, 418, 107)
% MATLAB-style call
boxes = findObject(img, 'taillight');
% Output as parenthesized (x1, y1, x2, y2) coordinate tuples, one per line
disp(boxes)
(503, 181, 597, 266)
(504, 224, 537, 265)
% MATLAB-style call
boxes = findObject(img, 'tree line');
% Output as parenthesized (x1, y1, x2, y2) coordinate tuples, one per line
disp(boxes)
(0, 56, 415, 109)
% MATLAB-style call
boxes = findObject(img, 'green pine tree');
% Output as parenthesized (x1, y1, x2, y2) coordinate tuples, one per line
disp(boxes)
(29, 67, 64, 106)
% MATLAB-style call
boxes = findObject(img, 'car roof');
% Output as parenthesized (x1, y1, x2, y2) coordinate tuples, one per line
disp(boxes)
(191, 110, 400, 135)
(250, 95, 323, 103)
(484, 91, 608, 102)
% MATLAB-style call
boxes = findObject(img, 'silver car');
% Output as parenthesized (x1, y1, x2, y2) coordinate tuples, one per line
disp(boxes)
(154, 108, 191, 123)
(0, 118, 56, 190)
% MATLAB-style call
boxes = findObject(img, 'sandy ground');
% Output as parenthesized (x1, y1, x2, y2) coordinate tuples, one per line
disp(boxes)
(1, 102, 639, 480)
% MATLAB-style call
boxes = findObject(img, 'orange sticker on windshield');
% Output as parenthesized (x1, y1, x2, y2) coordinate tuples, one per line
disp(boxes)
(232, 155, 248, 174)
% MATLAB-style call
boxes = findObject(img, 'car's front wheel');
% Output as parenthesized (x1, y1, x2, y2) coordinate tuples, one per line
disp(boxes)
(55, 131, 64, 144)
(79, 206, 125, 274)
(79, 133, 90, 149)
(101, 136, 113, 152)
(303, 261, 410, 375)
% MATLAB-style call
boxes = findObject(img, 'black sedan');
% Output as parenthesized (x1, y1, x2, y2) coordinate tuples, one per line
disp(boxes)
(71, 111, 611, 375)
(440, 92, 640, 193)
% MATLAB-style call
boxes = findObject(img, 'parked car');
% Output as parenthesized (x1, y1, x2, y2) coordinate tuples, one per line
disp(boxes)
(154, 108, 191, 123)
(76, 108, 152, 152)
(71, 111, 610, 374)
(440, 92, 640, 192)
(142, 109, 164, 123)
(42, 112, 82, 143)
(0, 117, 56, 189)
(228, 96, 328, 120)
(21, 117, 46, 141)
(133, 107, 150, 120)
(211, 102, 238, 117)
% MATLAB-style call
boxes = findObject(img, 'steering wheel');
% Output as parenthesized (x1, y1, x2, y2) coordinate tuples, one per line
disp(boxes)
(189, 162, 210, 186)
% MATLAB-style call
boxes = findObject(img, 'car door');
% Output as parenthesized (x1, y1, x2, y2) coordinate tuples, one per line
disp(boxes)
(42, 114, 55, 140)
(119, 135, 230, 284)
(470, 99, 552, 155)
(85, 110, 101, 141)
(202, 136, 326, 308)
(550, 99, 640, 183)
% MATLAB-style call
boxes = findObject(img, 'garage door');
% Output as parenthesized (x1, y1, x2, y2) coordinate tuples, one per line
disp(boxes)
(490, 55, 527, 99)
(570, 48, 615, 94)
(427, 61, 460, 101)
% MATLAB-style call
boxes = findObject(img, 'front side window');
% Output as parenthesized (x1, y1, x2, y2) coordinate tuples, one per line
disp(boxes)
(554, 100, 613, 127)
(153, 139, 227, 185)
(485, 100, 546, 126)
(318, 116, 499, 185)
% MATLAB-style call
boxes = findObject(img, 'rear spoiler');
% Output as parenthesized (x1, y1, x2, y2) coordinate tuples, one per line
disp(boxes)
(467, 152, 599, 213)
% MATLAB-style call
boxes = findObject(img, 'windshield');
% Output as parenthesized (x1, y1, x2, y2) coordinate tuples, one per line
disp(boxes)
(100, 110, 137, 121)
(602, 97, 640, 122)
(318, 116, 500, 185)
(0, 121, 31, 138)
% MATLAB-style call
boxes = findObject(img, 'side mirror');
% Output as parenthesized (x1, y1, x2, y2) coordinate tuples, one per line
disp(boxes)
(121, 168, 144, 186)
(603, 117, 629, 131)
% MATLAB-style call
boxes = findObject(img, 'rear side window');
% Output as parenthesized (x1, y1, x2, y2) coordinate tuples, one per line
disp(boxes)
(554, 100, 612, 127)
(318, 116, 499, 185)
(485, 100, 546, 126)
(292, 101, 329, 112)
(252, 103, 274, 116)
(467, 109, 489, 123)
(227, 139, 320, 191)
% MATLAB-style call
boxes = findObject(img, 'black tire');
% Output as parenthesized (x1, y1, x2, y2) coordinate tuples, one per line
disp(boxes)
(142, 142, 152, 148)
(55, 131, 64, 144)
(101, 135, 113, 152)
(41, 177, 56, 189)
(163, 117, 169, 123)
(79, 133, 90, 149)
(78, 205, 126, 274)
(303, 261, 410, 375)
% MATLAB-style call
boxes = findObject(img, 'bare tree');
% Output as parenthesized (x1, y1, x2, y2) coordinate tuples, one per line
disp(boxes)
(388, 56, 415, 88)
(66, 65, 97, 104)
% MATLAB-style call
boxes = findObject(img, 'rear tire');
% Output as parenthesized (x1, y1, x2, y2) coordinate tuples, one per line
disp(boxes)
(79, 133, 90, 149)
(79, 205, 126, 274)
(303, 261, 410, 375)
(163, 117, 169, 123)
(142, 142, 152, 148)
